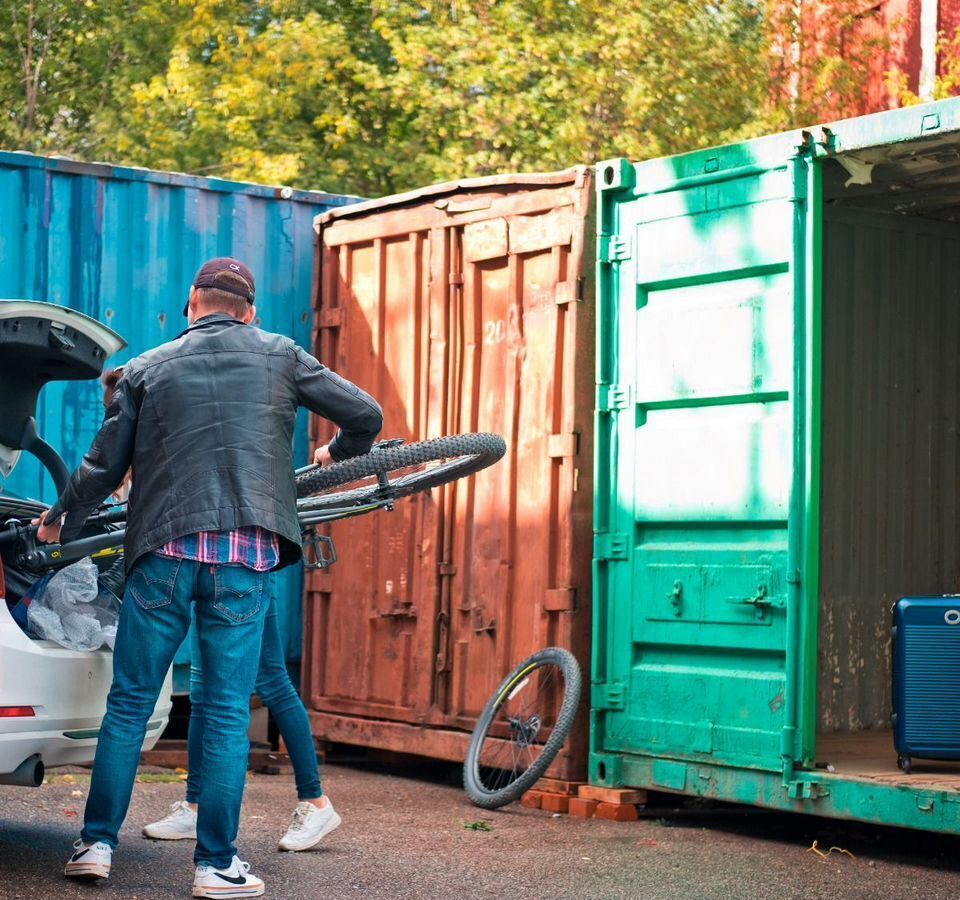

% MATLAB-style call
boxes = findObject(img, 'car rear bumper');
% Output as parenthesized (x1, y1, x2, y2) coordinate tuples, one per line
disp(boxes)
(0, 608, 172, 775)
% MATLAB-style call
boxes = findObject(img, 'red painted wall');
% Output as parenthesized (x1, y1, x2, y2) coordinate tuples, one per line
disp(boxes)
(784, 0, 960, 119)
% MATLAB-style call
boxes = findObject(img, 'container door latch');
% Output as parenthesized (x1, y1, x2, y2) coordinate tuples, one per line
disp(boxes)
(668, 580, 683, 617)
(726, 584, 784, 621)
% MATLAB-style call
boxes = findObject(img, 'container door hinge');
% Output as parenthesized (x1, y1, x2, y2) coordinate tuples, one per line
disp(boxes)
(592, 682, 626, 711)
(594, 532, 629, 561)
(544, 587, 577, 612)
(597, 383, 630, 412)
(785, 780, 827, 801)
(547, 432, 578, 458)
(786, 570, 801, 585)
(598, 235, 631, 263)
(318, 307, 344, 328)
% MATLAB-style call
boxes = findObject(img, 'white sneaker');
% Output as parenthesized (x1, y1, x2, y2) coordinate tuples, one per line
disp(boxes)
(143, 799, 198, 840)
(193, 856, 264, 898)
(278, 799, 342, 852)
(64, 839, 112, 880)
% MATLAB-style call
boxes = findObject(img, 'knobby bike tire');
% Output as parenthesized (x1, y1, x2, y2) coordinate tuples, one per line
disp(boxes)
(463, 647, 582, 809)
(295, 433, 506, 506)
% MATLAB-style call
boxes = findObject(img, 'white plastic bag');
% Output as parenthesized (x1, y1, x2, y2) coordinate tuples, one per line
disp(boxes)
(27, 557, 120, 652)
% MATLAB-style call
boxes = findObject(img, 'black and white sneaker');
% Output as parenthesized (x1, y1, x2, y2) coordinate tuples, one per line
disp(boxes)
(192, 856, 264, 898)
(64, 839, 112, 880)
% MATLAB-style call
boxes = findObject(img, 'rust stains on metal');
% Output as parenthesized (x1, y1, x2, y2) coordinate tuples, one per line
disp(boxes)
(303, 169, 595, 780)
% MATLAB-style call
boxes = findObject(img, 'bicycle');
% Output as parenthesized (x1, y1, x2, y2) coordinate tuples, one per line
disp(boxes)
(2, 433, 507, 573)
(463, 646, 582, 809)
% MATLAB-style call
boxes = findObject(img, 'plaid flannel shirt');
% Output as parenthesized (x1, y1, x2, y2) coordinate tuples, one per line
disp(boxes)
(156, 526, 280, 572)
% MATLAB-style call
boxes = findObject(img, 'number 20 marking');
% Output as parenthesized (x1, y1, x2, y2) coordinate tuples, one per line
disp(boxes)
(483, 319, 506, 345)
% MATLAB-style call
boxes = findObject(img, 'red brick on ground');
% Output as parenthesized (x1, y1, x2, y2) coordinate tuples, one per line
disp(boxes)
(568, 797, 599, 818)
(578, 785, 647, 805)
(595, 801, 639, 822)
(521, 790, 544, 809)
(541, 793, 570, 814)
(536, 778, 583, 796)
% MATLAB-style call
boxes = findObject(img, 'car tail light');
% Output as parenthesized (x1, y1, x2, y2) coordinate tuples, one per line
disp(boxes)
(0, 707, 35, 717)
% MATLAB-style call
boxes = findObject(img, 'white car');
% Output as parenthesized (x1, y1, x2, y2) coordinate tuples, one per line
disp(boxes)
(0, 300, 171, 786)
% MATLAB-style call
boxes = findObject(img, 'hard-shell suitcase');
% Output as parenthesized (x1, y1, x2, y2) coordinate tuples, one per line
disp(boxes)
(892, 596, 960, 773)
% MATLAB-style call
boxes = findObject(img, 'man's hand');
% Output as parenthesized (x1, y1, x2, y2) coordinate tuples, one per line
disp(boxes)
(32, 509, 63, 544)
(313, 444, 333, 467)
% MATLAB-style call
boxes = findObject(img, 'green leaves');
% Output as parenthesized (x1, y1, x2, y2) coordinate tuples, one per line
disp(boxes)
(0, 1, 793, 196)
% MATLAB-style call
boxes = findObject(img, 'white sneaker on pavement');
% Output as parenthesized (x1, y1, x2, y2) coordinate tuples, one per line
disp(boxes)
(143, 799, 198, 840)
(278, 799, 342, 852)
(192, 856, 264, 898)
(64, 839, 112, 880)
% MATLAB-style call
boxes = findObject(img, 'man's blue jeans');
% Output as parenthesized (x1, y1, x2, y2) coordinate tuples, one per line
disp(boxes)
(186, 592, 322, 803)
(81, 553, 268, 868)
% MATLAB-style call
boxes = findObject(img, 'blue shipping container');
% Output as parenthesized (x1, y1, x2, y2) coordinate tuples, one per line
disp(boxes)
(0, 150, 359, 682)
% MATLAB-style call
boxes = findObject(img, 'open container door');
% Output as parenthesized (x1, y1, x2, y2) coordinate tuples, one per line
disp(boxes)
(591, 134, 821, 789)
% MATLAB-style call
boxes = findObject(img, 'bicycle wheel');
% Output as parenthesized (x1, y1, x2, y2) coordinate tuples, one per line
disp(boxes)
(295, 433, 506, 509)
(463, 647, 581, 809)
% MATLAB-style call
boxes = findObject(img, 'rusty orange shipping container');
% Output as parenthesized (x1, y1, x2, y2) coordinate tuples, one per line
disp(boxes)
(303, 169, 595, 780)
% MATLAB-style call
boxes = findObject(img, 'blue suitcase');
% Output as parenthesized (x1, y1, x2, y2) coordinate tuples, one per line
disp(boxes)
(892, 596, 960, 773)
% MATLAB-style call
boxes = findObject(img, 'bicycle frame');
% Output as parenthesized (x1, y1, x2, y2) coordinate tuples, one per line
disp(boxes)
(3, 495, 396, 573)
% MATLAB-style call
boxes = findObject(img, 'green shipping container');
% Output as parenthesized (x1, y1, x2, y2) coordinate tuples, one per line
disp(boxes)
(592, 97, 960, 834)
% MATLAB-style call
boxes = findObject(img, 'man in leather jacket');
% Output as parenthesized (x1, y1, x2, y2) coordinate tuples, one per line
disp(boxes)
(37, 257, 382, 897)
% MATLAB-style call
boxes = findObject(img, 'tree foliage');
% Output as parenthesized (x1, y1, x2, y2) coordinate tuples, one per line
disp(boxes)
(0, 0, 187, 155)
(763, 0, 895, 129)
(0, 0, 928, 197)
(380, 0, 765, 184)
(93, 0, 765, 194)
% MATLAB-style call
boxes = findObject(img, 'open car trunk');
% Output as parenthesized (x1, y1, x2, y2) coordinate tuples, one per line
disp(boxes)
(0, 300, 125, 616)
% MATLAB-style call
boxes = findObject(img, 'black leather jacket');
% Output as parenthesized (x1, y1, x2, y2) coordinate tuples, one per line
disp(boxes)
(48, 313, 383, 571)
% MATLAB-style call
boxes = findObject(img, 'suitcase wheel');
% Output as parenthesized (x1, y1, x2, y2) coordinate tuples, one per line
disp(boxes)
(897, 754, 912, 774)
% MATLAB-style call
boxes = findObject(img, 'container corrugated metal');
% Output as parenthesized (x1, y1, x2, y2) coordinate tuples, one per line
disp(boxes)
(0, 150, 359, 677)
(304, 169, 594, 779)
(819, 205, 960, 731)
(592, 97, 960, 835)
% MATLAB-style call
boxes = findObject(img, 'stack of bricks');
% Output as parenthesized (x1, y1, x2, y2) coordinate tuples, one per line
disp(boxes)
(522, 779, 647, 822)
(520, 778, 581, 814)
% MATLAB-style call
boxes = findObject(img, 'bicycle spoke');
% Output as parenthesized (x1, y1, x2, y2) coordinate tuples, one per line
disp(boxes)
(475, 662, 565, 791)
(465, 649, 581, 809)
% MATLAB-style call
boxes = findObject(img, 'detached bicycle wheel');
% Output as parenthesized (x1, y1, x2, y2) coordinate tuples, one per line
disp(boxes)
(463, 647, 581, 809)
(295, 433, 506, 509)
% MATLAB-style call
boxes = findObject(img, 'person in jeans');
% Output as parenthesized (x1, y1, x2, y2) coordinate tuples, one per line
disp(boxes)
(142, 587, 339, 851)
(36, 257, 382, 898)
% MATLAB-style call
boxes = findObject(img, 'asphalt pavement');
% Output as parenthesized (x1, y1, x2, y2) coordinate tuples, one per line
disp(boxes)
(1, 761, 959, 900)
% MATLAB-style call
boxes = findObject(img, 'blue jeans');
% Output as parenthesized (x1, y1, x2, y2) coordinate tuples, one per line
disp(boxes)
(186, 592, 322, 803)
(81, 554, 268, 868)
